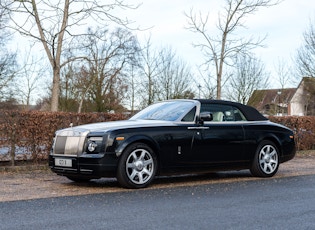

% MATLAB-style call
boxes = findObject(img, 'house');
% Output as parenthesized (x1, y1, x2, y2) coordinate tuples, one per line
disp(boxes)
(247, 77, 315, 116)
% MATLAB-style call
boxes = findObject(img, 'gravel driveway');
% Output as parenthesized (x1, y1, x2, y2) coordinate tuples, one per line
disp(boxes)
(1, 153, 314, 202)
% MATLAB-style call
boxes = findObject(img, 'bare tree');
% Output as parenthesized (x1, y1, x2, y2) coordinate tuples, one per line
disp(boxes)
(156, 47, 195, 100)
(61, 27, 140, 113)
(74, 67, 90, 113)
(294, 20, 315, 115)
(15, 50, 48, 109)
(185, 0, 278, 100)
(138, 37, 161, 107)
(227, 54, 269, 104)
(0, 0, 12, 45)
(59, 62, 79, 112)
(0, 2, 17, 102)
(274, 58, 293, 89)
(2, 0, 139, 111)
(123, 65, 138, 113)
(296, 20, 315, 78)
(138, 40, 195, 107)
(195, 70, 216, 99)
(0, 52, 17, 101)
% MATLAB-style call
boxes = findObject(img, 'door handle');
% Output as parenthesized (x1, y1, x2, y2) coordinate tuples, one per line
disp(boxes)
(187, 127, 209, 130)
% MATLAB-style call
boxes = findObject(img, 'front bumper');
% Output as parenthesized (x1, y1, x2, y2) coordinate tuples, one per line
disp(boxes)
(49, 153, 118, 179)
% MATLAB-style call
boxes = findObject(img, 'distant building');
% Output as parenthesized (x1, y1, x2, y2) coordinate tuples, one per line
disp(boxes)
(248, 77, 315, 116)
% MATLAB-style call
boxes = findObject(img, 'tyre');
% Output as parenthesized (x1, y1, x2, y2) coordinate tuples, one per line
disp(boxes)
(116, 143, 157, 189)
(250, 140, 279, 177)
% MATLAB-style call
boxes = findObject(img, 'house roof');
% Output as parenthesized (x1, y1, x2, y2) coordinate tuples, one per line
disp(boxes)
(247, 77, 315, 115)
(247, 88, 296, 112)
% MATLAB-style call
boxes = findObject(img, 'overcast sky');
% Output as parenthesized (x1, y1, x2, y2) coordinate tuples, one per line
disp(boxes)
(10, 0, 315, 101)
(128, 0, 315, 88)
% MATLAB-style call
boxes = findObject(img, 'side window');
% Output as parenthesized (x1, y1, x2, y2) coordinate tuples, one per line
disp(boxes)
(232, 109, 246, 121)
(181, 107, 196, 122)
(200, 104, 246, 122)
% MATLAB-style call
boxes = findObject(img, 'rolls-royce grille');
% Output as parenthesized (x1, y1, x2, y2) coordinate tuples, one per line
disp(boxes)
(53, 130, 88, 156)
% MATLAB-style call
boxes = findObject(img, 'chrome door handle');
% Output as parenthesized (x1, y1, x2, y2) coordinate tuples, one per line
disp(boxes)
(187, 127, 209, 130)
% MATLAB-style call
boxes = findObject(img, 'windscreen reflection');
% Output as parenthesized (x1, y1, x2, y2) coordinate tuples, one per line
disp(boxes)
(130, 101, 195, 121)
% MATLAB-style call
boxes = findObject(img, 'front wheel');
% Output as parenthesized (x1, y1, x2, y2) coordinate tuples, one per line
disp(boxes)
(250, 140, 279, 177)
(116, 143, 157, 189)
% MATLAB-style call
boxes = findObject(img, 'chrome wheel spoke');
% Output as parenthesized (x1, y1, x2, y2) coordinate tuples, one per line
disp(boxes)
(263, 163, 268, 172)
(266, 163, 273, 172)
(270, 159, 277, 165)
(259, 144, 278, 174)
(266, 146, 271, 154)
(139, 150, 146, 160)
(142, 168, 151, 176)
(131, 152, 138, 161)
(129, 170, 138, 180)
(269, 150, 276, 157)
(127, 162, 135, 169)
(126, 148, 155, 185)
(143, 158, 153, 167)
(138, 172, 145, 184)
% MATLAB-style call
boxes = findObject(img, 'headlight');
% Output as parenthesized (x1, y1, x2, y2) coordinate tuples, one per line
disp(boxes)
(87, 141, 98, 152)
(86, 137, 103, 153)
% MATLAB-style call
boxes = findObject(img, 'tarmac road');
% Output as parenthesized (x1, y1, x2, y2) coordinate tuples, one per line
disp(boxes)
(1, 173, 315, 229)
(0, 154, 315, 202)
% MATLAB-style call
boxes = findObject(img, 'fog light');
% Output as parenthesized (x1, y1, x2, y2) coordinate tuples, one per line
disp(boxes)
(88, 141, 98, 152)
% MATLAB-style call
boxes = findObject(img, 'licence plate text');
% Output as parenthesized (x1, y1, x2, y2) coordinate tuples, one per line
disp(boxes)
(55, 158, 72, 167)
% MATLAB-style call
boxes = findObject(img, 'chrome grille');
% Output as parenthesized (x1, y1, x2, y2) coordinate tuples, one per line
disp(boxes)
(53, 130, 88, 156)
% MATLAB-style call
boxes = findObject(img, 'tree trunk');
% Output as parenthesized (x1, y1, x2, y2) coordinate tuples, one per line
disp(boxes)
(10, 130, 16, 166)
(51, 67, 60, 112)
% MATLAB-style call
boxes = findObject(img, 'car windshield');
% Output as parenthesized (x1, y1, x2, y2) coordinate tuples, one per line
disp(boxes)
(130, 101, 196, 121)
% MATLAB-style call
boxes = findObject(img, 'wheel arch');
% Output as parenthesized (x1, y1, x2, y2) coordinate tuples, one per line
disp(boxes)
(259, 134, 282, 156)
(115, 135, 161, 159)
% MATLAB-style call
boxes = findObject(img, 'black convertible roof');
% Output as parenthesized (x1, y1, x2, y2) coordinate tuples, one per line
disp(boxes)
(196, 99, 268, 121)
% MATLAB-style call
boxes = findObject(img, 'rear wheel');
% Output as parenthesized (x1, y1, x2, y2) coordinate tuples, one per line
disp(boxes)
(250, 140, 279, 177)
(117, 143, 157, 189)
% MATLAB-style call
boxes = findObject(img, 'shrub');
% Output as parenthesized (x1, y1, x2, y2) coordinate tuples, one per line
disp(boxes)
(269, 116, 315, 150)
(0, 110, 127, 165)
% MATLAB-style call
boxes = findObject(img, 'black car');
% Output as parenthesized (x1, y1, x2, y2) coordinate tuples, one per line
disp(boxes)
(49, 99, 296, 188)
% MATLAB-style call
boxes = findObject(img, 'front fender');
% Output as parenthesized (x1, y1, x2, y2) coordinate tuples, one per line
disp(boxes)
(115, 135, 160, 157)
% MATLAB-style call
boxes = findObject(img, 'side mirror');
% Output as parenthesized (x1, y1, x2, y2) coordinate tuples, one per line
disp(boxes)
(199, 112, 213, 123)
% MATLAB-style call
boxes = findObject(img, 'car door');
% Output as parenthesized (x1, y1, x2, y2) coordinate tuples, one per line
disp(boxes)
(189, 104, 245, 164)
(157, 106, 199, 167)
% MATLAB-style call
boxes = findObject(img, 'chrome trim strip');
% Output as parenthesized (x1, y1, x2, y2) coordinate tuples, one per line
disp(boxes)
(187, 127, 209, 130)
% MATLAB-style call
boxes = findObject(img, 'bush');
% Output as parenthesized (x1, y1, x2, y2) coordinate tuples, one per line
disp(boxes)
(269, 116, 315, 150)
(0, 110, 127, 165)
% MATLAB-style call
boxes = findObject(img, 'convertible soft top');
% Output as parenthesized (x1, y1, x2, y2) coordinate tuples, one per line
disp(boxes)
(196, 99, 268, 121)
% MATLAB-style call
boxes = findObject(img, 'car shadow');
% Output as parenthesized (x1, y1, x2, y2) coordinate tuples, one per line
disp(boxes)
(65, 170, 253, 190)
(153, 170, 252, 186)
